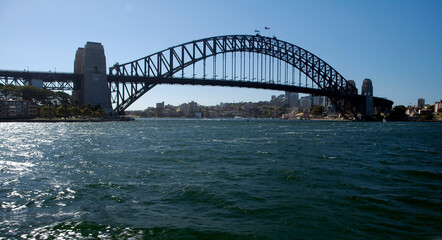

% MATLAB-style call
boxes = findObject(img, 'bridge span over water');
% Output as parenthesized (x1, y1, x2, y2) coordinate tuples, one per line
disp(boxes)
(0, 35, 393, 120)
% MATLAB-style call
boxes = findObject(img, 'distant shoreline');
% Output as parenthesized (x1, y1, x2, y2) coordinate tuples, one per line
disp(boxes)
(0, 117, 439, 123)
(0, 117, 134, 123)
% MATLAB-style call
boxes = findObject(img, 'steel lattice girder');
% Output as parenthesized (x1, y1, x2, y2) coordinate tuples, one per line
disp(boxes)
(0, 70, 81, 90)
(108, 35, 361, 116)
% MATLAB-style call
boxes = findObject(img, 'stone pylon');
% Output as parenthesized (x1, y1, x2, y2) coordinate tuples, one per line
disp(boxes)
(73, 42, 112, 114)
(361, 78, 374, 117)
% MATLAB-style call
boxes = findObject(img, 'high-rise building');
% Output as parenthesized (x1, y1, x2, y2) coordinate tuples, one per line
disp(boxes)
(286, 92, 300, 108)
(300, 96, 312, 110)
(312, 95, 324, 106)
(270, 94, 285, 107)
(418, 98, 425, 108)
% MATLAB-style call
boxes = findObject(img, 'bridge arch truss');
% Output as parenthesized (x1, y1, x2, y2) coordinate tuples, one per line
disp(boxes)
(109, 35, 360, 117)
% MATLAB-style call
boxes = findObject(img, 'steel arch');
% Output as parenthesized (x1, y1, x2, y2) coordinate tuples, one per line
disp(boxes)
(109, 35, 358, 115)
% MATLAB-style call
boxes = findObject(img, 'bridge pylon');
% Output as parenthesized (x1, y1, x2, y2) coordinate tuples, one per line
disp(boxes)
(73, 42, 112, 113)
(361, 78, 374, 118)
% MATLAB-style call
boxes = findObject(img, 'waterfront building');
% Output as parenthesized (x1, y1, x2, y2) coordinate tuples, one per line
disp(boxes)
(189, 101, 198, 112)
(435, 100, 442, 113)
(0, 99, 38, 119)
(179, 103, 189, 116)
(406, 107, 419, 117)
(300, 96, 312, 111)
(418, 98, 425, 108)
(179, 101, 198, 117)
(156, 102, 165, 110)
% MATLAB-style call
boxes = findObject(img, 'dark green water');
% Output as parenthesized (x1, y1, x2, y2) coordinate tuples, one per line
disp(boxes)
(1, 119, 441, 239)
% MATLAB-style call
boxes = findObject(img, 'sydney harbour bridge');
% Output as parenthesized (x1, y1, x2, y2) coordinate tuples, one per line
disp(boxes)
(0, 35, 393, 120)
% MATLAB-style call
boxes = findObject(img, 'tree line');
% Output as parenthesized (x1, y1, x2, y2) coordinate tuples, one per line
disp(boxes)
(0, 84, 107, 118)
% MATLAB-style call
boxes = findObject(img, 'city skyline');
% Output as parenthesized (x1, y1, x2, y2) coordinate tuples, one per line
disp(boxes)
(0, 0, 441, 110)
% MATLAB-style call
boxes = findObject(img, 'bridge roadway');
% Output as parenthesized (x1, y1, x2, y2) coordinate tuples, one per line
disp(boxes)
(0, 70, 81, 90)
(0, 69, 393, 110)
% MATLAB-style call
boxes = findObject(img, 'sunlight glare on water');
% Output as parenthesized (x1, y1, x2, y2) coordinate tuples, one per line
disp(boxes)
(0, 120, 441, 240)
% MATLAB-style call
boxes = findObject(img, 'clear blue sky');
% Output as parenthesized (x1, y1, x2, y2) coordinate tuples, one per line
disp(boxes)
(1, 0, 441, 109)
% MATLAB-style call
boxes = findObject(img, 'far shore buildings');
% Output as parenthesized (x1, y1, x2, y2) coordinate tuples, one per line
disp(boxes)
(0, 98, 38, 119)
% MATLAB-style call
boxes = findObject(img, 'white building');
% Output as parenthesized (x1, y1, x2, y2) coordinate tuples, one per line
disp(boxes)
(435, 100, 442, 113)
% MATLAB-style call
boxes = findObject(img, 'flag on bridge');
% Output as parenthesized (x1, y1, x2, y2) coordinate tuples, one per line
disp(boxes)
(265, 26, 270, 30)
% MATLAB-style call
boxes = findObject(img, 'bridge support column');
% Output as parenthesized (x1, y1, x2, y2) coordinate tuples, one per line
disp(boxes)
(73, 42, 112, 114)
(361, 78, 374, 118)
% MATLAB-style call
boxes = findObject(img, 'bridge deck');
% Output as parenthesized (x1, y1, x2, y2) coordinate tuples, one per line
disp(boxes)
(0, 70, 393, 108)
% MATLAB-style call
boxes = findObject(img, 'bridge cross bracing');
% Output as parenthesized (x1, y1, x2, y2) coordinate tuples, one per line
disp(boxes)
(109, 35, 361, 116)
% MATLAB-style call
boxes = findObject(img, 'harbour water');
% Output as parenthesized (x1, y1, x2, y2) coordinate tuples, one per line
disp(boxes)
(1, 119, 441, 239)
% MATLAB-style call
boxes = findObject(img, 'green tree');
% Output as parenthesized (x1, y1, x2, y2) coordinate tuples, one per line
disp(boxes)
(81, 107, 92, 119)
(386, 105, 407, 121)
(69, 106, 82, 117)
(92, 110, 108, 118)
(311, 105, 325, 117)
(2, 85, 54, 104)
(56, 105, 70, 118)
(35, 89, 54, 104)
(1, 84, 20, 97)
(96, 109, 107, 117)
(20, 85, 43, 101)
(72, 98, 81, 108)
(421, 113, 434, 121)
(40, 105, 56, 119)
(54, 92, 71, 106)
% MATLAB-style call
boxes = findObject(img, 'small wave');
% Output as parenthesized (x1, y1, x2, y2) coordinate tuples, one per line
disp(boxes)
(402, 170, 442, 180)
(0, 160, 35, 174)
(18, 221, 265, 240)
(178, 185, 229, 207)
(282, 131, 296, 135)
(393, 196, 442, 211)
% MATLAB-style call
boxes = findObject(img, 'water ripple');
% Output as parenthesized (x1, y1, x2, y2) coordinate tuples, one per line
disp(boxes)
(0, 120, 441, 239)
